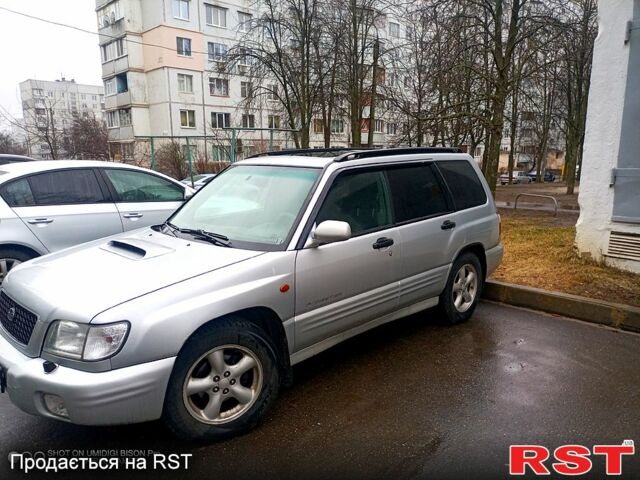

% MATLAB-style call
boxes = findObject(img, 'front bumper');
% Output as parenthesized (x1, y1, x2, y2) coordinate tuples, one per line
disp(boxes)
(0, 332, 175, 425)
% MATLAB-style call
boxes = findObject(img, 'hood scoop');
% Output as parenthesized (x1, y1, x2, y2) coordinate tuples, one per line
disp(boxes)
(100, 238, 175, 260)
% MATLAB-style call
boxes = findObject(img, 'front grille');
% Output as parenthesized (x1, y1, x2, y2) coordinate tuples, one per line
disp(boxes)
(0, 291, 38, 345)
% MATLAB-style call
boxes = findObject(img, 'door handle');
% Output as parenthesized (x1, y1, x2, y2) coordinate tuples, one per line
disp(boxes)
(372, 237, 394, 249)
(27, 218, 53, 225)
(123, 213, 143, 219)
(441, 220, 456, 230)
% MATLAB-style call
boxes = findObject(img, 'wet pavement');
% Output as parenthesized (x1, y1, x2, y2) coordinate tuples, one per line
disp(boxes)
(1, 301, 639, 479)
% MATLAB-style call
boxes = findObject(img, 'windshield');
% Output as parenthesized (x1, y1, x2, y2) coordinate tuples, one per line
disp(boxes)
(169, 165, 320, 250)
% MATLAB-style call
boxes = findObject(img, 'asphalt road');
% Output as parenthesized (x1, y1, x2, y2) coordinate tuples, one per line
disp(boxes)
(1, 302, 639, 479)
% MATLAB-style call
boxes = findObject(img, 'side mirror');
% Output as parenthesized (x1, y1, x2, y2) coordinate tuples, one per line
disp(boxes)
(306, 220, 351, 248)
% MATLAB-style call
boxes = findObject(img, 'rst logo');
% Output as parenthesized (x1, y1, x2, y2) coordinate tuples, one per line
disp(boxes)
(509, 440, 635, 476)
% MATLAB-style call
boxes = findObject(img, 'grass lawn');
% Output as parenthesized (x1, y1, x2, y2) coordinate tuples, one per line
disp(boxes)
(491, 208, 640, 307)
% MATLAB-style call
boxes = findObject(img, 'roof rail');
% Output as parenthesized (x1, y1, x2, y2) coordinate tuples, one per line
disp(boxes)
(334, 147, 463, 162)
(247, 147, 369, 158)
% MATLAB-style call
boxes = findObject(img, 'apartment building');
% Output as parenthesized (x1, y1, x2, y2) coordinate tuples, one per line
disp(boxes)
(19, 78, 105, 159)
(96, 0, 413, 162)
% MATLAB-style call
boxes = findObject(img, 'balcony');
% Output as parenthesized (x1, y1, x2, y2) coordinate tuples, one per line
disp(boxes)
(105, 91, 131, 110)
(98, 16, 126, 44)
(107, 125, 134, 142)
(102, 55, 130, 78)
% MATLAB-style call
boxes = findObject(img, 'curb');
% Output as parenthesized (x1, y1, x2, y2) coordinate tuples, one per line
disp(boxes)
(482, 280, 640, 333)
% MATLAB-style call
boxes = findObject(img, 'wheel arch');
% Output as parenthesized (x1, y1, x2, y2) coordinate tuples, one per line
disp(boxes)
(183, 306, 293, 387)
(454, 243, 487, 279)
(0, 242, 44, 259)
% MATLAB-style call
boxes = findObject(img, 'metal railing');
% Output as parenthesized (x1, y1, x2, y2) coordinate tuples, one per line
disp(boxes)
(514, 193, 559, 216)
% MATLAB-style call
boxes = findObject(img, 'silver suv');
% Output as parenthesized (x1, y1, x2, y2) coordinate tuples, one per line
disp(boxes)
(0, 148, 502, 441)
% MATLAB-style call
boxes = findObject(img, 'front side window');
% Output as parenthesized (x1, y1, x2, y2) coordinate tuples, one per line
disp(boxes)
(105, 169, 184, 202)
(177, 37, 192, 56)
(180, 109, 196, 128)
(206, 4, 227, 27)
(169, 165, 320, 249)
(385, 164, 450, 223)
(27, 170, 105, 206)
(437, 160, 487, 210)
(173, 0, 190, 20)
(316, 170, 392, 236)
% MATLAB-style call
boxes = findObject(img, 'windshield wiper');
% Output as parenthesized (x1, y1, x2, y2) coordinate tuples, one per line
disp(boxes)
(164, 222, 232, 247)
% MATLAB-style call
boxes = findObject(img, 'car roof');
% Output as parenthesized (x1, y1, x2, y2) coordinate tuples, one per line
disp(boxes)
(0, 154, 35, 162)
(0, 160, 182, 185)
(239, 147, 471, 168)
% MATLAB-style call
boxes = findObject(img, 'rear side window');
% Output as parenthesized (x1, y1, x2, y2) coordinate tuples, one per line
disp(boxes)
(0, 178, 35, 207)
(385, 164, 450, 222)
(437, 160, 487, 210)
(27, 169, 106, 205)
(104, 169, 184, 202)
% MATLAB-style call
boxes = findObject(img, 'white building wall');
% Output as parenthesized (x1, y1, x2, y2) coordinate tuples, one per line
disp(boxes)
(576, 0, 640, 273)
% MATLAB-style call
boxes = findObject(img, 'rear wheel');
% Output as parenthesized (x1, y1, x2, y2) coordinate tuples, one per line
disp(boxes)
(163, 318, 280, 442)
(0, 248, 37, 283)
(438, 252, 483, 325)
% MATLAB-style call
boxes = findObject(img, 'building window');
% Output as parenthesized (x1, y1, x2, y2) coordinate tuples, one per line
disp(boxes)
(101, 38, 127, 62)
(238, 11, 252, 32)
(32, 88, 44, 97)
(209, 77, 229, 96)
(97, 0, 121, 28)
(313, 119, 324, 134)
(208, 42, 227, 62)
(177, 73, 193, 93)
(242, 114, 255, 128)
(119, 108, 132, 126)
(386, 123, 397, 135)
(106, 110, 119, 128)
(173, 0, 190, 20)
(267, 84, 278, 100)
(177, 37, 192, 56)
(268, 115, 280, 129)
(205, 4, 227, 27)
(240, 81, 253, 98)
(180, 109, 196, 128)
(389, 22, 400, 38)
(373, 119, 384, 133)
(238, 47, 255, 66)
(331, 118, 345, 134)
(211, 112, 231, 129)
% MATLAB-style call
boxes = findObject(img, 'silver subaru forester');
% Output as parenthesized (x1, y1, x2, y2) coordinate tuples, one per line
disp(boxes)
(0, 148, 502, 441)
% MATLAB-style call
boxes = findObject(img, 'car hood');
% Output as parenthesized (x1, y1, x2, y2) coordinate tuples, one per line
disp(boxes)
(3, 228, 264, 321)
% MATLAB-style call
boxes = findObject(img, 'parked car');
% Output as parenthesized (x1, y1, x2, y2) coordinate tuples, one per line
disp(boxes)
(526, 170, 556, 183)
(0, 160, 194, 281)
(500, 171, 532, 185)
(181, 173, 217, 190)
(0, 148, 502, 441)
(0, 154, 35, 165)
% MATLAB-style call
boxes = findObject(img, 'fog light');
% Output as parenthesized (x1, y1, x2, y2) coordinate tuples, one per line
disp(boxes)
(43, 394, 69, 418)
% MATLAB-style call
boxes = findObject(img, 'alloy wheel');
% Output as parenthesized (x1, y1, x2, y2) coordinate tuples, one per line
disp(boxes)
(0, 258, 21, 283)
(183, 344, 263, 425)
(452, 264, 478, 313)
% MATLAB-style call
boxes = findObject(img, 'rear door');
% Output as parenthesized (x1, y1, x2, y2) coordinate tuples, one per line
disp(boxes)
(384, 162, 463, 308)
(5, 168, 123, 252)
(294, 168, 401, 351)
(100, 168, 186, 231)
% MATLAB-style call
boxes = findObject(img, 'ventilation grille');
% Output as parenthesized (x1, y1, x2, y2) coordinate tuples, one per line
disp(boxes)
(607, 231, 640, 261)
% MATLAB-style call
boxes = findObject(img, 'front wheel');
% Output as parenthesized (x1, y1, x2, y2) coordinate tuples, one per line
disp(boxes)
(0, 248, 37, 283)
(163, 318, 280, 442)
(438, 253, 483, 325)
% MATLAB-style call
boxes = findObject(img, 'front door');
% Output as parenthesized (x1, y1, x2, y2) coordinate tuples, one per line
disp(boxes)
(101, 168, 186, 231)
(294, 168, 401, 352)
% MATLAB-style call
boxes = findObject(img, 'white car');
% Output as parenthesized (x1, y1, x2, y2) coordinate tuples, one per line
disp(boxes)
(0, 160, 194, 281)
(499, 171, 532, 185)
(181, 174, 216, 189)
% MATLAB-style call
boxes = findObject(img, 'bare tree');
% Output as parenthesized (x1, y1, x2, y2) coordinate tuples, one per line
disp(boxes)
(0, 132, 27, 155)
(62, 116, 109, 160)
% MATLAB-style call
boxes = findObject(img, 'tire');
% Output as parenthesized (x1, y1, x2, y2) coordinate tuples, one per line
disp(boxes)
(163, 317, 280, 442)
(0, 248, 37, 283)
(438, 252, 483, 325)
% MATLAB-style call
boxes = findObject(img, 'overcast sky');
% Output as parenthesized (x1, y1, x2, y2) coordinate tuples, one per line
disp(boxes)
(0, 0, 102, 120)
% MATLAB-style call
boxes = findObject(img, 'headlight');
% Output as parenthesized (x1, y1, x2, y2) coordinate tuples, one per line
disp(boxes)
(44, 321, 129, 361)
